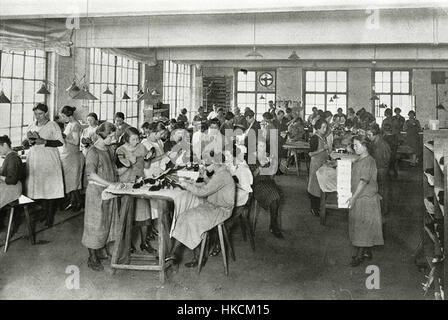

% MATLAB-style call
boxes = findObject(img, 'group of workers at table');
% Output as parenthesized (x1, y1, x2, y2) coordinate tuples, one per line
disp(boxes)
(0, 101, 421, 269)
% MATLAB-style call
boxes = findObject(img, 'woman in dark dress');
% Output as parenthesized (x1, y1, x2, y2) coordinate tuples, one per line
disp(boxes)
(307, 119, 330, 216)
(0, 135, 25, 210)
(347, 135, 384, 267)
(82, 122, 122, 271)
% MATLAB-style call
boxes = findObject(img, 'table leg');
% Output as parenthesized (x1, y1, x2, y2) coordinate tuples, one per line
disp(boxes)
(23, 205, 35, 245)
(320, 191, 327, 226)
(294, 151, 300, 176)
(111, 196, 134, 269)
(158, 200, 166, 284)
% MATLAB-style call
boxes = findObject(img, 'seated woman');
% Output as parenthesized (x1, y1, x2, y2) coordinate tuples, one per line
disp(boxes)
(166, 155, 236, 268)
(0, 135, 24, 210)
(347, 135, 384, 266)
(116, 127, 157, 254)
(82, 122, 122, 271)
(250, 155, 284, 239)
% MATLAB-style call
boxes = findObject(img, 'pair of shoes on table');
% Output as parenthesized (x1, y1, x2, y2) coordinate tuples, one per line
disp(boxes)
(350, 256, 365, 267)
(87, 257, 104, 271)
(269, 226, 284, 239)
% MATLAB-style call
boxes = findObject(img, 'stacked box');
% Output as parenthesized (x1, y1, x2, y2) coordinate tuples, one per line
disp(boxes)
(337, 159, 352, 208)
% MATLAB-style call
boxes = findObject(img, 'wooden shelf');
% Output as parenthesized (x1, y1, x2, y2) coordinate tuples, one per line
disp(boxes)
(422, 130, 448, 299)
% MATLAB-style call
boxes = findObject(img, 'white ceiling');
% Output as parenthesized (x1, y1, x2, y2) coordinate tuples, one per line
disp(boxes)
(0, 0, 447, 18)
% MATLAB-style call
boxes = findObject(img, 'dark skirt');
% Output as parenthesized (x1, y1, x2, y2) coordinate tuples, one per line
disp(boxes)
(252, 175, 281, 210)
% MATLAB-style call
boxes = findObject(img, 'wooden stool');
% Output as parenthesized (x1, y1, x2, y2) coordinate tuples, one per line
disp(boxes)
(229, 193, 255, 251)
(197, 223, 234, 276)
(4, 195, 35, 253)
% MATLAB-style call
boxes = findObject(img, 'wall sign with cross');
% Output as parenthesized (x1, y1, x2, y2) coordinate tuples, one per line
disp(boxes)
(258, 72, 273, 88)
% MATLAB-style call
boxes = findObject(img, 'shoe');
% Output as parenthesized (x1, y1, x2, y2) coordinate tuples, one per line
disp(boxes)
(165, 254, 178, 264)
(269, 226, 284, 239)
(87, 257, 104, 271)
(184, 259, 199, 268)
(363, 252, 372, 261)
(209, 245, 221, 257)
(96, 249, 110, 260)
(140, 243, 158, 254)
(350, 256, 364, 267)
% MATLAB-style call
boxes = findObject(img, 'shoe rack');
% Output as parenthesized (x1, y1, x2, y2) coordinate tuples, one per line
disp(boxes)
(420, 129, 448, 300)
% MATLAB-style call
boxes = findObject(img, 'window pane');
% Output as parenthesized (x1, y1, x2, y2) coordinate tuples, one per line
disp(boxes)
(11, 104, 23, 126)
(0, 105, 10, 128)
(24, 56, 35, 79)
(12, 79, 23, 103)
(35, 58, 46, 79)
(1, 53, 13, 77)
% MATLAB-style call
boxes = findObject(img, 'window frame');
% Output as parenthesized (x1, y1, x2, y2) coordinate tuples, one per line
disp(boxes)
(302, 69, 349, 120)
(163, 61, 192, 119)
(234, 69, 277, 121)
(0, 50, 48, 147)
(371, 69, 413, 122)
(88, 48, 141, 127)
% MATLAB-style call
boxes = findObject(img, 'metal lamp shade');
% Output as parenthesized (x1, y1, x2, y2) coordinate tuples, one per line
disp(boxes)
(103, 87, 113, 95)
(66, 81, 80, 93)
(122, 91, 131, 100)
(36, 83, 51, 95)
(0, 90, 11, 103)
(72, 87, 98, 100)
(288, 50, 300, 60)
(246, 47, 263, 58)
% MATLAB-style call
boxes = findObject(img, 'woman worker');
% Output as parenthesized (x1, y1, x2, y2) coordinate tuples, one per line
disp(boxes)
(0, 135, 25, 209)
(346, 135, 384, 266)
(307, 119, 331, 217)
(116, 127, 156, 254)
(166, 154, 235, 268)
(80, 112, 99, 156)
(82, 122, 122, 271)
(22, 103, 64, 227)
(59, 106, 85, 212)
(403, 110, 422, 166)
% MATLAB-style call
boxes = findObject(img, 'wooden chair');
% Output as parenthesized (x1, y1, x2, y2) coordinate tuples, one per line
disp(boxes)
(4, 195, 35, 253)
(228, 192, 255, 251)
(197, 222, 234, 276)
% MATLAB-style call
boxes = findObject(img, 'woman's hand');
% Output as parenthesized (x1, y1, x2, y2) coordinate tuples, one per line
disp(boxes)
(346, 197, 356, 209)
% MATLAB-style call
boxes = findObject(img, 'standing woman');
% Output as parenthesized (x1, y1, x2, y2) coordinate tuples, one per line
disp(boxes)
(116, 127, 156, 254)
(82, 122, 121, 271)
(347, 135, 384, 266)
(23, 103, 64, 227)
(307, 119, 331, 217)
(403, 110, 422, 166)
(80, 112, 99, 156)
(59, 106, 85, 212)
(0, 136, 25, 209)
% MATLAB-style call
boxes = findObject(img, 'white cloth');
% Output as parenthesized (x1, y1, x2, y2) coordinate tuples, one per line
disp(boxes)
(25, 121, 65, 200)
(102, 185, 203, 237)
(80, 125, 98, 156)
(207, 110, 218, 120)
(192, 131, 203, 160)
(234, 163, 253, 207)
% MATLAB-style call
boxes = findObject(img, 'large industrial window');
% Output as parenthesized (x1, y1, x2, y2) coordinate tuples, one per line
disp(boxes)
(0, 50, 47, 147)
(89, 49, 141, 128)
(304, 70, 347, 119)
(373, 70, 414, 123)
(163, 61, 192, 119)
(236, 70, 276, 121)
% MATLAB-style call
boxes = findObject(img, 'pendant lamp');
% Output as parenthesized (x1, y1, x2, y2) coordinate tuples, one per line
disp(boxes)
(103, 86, 113, 95)
(72, 85, 98, 100)
(36, 82, 51, 95)
(0, 90, 11, 103)
(288, 50, 300, 60)
(122, 91, 131, 100)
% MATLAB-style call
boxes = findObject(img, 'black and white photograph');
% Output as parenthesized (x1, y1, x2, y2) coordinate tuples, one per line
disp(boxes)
(0, 0, 447, 302)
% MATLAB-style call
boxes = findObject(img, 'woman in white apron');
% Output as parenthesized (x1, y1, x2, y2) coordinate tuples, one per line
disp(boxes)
(23, 103, 65, 227)
(0, 136, 24, 210)
(80, 113, 99, 157)
(307, 119, 330, 217)
(59, 106, 85, 212)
